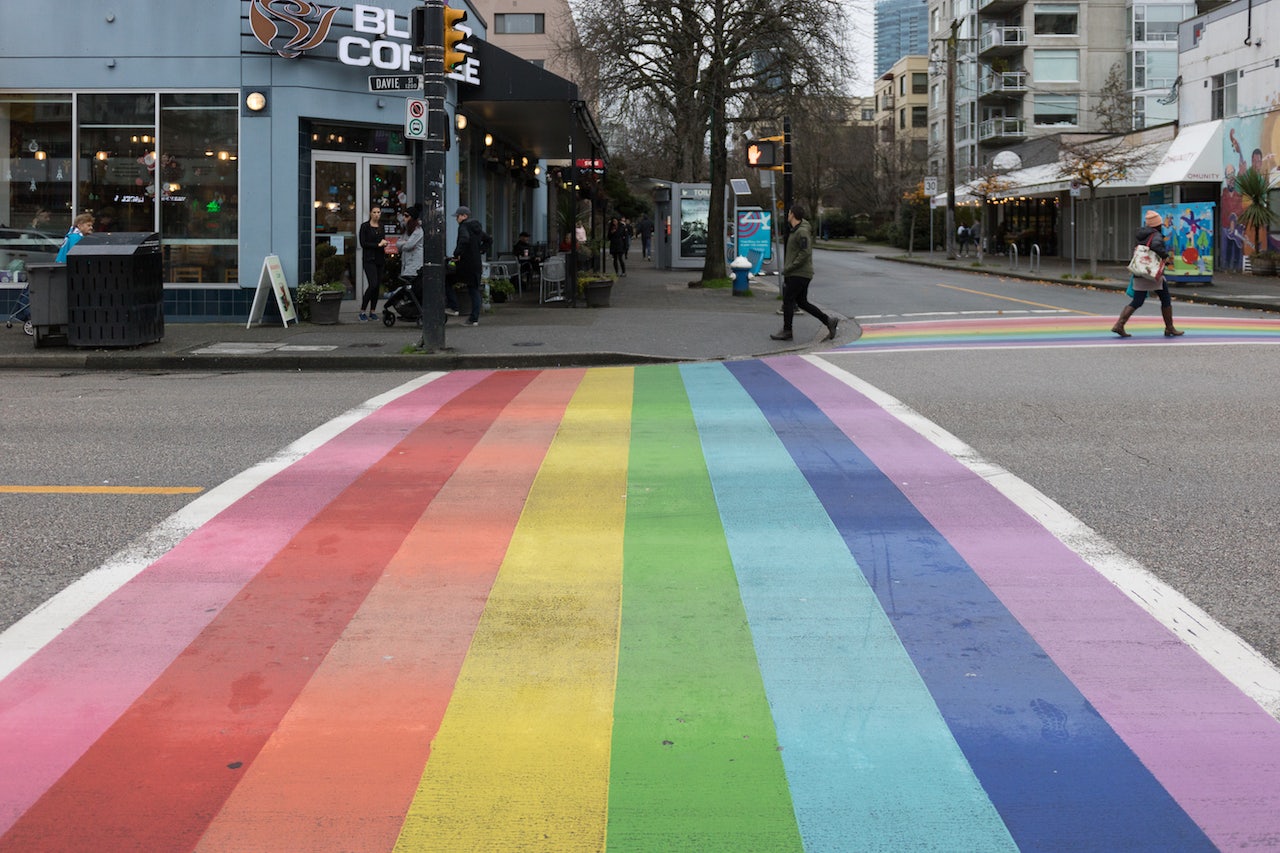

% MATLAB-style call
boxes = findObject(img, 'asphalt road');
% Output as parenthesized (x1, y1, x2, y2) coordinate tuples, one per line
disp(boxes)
(2, 250, 1277, 668)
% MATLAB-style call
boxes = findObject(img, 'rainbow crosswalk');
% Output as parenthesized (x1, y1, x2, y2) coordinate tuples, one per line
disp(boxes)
(2, 359, 1279, 851)
(845, 315, 1280, 350)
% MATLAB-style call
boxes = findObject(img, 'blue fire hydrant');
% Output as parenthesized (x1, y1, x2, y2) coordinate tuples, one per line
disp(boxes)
(729, 255, 752, 296)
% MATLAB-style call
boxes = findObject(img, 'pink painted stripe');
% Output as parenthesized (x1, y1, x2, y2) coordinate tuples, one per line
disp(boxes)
(0, 372, 486, 835)
(773, 356, 1280, 849)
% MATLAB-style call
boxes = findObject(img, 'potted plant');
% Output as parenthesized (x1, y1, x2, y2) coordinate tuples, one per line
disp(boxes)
(1235, 167, 1277, 275)
(483, 275, 516, 304)
(577, 272, 614, 307)
(296, 279, 344, 323)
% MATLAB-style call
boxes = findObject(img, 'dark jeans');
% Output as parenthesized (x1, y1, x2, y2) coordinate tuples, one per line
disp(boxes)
(782, 275, 830, 330)
(361, 260, 382, 311)
(1129, 281, 1171, 309)
(611, 251, 626, 276)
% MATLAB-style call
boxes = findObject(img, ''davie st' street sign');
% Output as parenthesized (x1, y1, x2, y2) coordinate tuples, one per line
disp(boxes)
(368, 75, 423, 92)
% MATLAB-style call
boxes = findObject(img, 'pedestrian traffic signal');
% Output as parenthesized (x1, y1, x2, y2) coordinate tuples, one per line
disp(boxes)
(443, 7, 471, 71)
(745, 139, 777, 168)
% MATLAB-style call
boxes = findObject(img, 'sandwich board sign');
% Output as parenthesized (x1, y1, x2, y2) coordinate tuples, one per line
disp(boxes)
(246, 254, 298, 328)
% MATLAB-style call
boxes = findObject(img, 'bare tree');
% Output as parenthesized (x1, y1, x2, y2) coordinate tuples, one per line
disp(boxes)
(571, 0, 852, 281)
(1095, 62, 1135, 134)
(1057, 133, 1161, 274)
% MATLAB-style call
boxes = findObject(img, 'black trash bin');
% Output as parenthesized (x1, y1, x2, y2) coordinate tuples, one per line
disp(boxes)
(26, 262, 69, 348)
(66, 232, 164, 347)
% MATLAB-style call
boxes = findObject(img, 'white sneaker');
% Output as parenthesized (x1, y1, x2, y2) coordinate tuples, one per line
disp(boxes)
(464, 319, 479, 326)
(445, 308, 460, 316)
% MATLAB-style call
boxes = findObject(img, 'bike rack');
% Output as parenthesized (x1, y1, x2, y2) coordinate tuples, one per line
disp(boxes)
(1029, 243, 1041, 273)
(1008, 243, 1019, 270)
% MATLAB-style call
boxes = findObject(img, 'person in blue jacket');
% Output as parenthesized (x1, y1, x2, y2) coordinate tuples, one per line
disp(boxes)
(55, 213, 95, 263)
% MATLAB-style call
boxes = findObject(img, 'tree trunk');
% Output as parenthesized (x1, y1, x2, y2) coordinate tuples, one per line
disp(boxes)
(1089, 188, 1100, 275)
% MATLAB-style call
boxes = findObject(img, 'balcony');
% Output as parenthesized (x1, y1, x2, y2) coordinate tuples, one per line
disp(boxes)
(978, 26, 1027, 56)
(977, 116, 1027, 144)
(978, 71, 1029, 99)
(979, 0, 1026, 13)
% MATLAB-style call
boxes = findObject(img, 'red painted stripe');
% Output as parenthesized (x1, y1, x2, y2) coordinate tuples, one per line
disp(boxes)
(195, 370, 583, 851)
(0, 371, 536, 853)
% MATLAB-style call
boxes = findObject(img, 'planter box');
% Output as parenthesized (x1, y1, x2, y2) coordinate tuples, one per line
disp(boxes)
(582, 280, 612, 307)
(308, 289, 343, 324)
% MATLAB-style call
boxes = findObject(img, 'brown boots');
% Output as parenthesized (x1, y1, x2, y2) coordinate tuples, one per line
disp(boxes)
(1112, 304, 1185, 338)
(1111, 305, 1135, 338)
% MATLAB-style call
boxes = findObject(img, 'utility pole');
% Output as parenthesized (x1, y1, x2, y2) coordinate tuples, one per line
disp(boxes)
(782, 115, 793, 217)
(412, 0, 448, 351)
(945, 18, 958, 261)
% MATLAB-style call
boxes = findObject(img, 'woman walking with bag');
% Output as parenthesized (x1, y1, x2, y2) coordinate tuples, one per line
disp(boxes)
(1112, 209, 1184, 338)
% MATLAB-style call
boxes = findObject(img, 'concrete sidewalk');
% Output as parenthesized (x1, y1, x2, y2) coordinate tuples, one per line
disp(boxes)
(5, 245, 1279, 370)
(1, 259, 833, 371)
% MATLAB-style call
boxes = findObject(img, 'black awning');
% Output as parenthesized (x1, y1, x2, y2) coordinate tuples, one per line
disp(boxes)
(457, 40, 606, 162)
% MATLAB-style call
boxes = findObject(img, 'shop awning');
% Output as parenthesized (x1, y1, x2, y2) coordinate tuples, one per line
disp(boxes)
(1147, 120, 1223, 185)
(457, 41, 607, 163)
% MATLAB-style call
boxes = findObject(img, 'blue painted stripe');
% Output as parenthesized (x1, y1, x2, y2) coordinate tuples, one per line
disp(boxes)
(725, 359, 1216, 853)
(681, 363, 1017, 853)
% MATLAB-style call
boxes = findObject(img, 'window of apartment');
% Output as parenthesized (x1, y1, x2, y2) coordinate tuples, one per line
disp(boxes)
(912, 72, 928, 94)
(1132, 4, 1190, 42)
(912, 106, 928, 128)
(1033, 94, 1079, 126)
(1033, 49, 1079, 82)
(899, 107, 907, 129)
(494, 13, 545, 34)
(899, 75, 907, 96)
(931, 82, 940, 109)
(1033, 3, 1078, 35)
(861, 107, 876, 122)
(1211, 69, 1238, 119)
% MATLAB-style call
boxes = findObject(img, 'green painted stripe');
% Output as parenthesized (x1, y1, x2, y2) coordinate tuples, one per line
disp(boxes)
(606, 365, 802, 851)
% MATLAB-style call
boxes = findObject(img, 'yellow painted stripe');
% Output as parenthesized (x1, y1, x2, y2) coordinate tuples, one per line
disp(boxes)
(934, 282, 1095, 314)
(394, 367, 632, 852)
(0, 485, 204, 495)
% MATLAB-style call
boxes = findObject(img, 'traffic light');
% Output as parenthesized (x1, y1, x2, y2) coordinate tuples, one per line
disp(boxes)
(443, 7, 471, 71)
(745, 139, 777, 168)
(745, 135, 783, 170)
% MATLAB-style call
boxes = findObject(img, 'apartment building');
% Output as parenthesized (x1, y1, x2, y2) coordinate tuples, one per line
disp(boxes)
(467, 0, 581, 83)
(927, 0, 1191, 182)
(875, 0, 931, 78)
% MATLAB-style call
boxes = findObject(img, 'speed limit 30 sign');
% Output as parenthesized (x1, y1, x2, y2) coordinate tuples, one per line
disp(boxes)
(405, 99, 427, 140)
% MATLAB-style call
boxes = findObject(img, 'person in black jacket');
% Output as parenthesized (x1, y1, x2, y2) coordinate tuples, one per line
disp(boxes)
(358, 205, 388, 321)
(608, 217, 628, 276)
(1113, 209, 1183, 338)
(451, 206, 491, 326)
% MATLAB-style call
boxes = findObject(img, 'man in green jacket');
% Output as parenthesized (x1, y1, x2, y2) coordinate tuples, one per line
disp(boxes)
(771, 204, 838, 342)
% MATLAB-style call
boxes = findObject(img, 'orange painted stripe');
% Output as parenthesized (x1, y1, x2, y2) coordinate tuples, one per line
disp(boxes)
(1, 371, 536, 853)
(0, 485, 203, 494)
(194, 369, 583, 852)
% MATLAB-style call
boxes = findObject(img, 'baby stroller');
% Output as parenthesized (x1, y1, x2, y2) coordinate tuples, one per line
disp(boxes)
(381, 273, 423, 327)
(5, 282, 34, 336)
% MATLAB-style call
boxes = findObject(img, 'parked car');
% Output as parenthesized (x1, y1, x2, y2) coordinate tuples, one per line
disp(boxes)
(0, 228, 62, 282)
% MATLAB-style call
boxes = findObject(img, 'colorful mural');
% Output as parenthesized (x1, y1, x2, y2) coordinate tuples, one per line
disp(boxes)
(1143, 202, 1215, 282)
(1221, 107, 1280, 269)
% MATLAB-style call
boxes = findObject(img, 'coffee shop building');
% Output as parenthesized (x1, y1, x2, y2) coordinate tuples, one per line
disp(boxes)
(0, 0, 604, 320)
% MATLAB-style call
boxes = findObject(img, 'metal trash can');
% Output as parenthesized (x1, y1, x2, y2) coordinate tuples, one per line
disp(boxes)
(66, 232, 164, 347)
(26, 262, 69, 348)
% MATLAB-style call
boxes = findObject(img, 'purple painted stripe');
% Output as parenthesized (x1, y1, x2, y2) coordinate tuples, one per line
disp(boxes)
(775, 357, 1280, 849)
(0, 372, 486, 835)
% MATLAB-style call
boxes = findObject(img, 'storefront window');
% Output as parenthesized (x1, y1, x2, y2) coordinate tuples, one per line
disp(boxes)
(1, 94, 72, 281)
(160, 93, 239, 284)
(78, 93, 157, 234)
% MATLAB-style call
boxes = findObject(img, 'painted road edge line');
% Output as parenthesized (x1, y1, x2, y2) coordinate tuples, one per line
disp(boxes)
(0, 373, 447, 682)
(804, 355, 1280, 720)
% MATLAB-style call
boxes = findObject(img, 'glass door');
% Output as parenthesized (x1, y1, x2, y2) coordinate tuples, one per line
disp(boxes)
(311, 153, 410, 298)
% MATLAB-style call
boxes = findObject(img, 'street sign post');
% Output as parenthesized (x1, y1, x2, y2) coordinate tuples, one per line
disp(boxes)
(369, 75, 423, 92)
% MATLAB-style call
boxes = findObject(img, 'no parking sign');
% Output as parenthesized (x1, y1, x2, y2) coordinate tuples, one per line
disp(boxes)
(405, 99, 427, 140)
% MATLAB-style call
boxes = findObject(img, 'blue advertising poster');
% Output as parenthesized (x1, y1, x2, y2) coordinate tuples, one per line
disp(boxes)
(1142, 202, 1215, 283)
(736, 208, 772, 273)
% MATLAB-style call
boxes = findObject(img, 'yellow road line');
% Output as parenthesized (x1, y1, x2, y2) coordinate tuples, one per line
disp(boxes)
(936, 282, 1097, 315)
(0, 485, 204, 495)
(395, 367, 633, 852)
